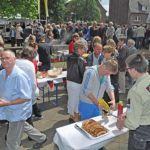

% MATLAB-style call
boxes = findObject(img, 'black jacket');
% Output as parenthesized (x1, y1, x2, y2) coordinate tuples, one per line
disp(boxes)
(38, 42, 52, 68)
(67, 53, 85, 84)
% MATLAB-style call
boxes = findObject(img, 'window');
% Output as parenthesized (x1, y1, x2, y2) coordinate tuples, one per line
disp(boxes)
(138, 2, 142, 11)
(142, 6, 147, 11)
(135, 16, 141, 22)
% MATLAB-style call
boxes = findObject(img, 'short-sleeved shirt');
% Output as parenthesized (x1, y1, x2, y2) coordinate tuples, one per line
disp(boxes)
(0, 65, 32, 122)
(16, 59, 36, 102)
(79, 65, 114, 104)
(125, 73, 150, 130)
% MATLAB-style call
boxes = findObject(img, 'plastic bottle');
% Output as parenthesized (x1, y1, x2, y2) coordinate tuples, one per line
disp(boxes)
(117, 101, 124, 117)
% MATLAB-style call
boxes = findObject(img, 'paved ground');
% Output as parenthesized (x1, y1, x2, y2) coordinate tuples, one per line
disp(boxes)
(0, 85, 129, 150)
(0, 43, 131, 149)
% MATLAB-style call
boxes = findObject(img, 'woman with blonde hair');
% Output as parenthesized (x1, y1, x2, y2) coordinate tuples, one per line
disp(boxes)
(107, 39, 116, 48)
(93, 36, 102, 44)
(107, 39, 119, 59)
(67, 40, 86, 122)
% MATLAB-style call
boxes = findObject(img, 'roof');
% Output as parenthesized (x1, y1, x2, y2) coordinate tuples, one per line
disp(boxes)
(129, 0, 150, 13)
(98, 0, 107, 13)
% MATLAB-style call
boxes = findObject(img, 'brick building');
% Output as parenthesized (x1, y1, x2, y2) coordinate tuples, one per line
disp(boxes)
(109, 0, 150, 25)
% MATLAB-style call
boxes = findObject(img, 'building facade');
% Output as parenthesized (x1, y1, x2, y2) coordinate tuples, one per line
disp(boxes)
(109, 0, 150, 25)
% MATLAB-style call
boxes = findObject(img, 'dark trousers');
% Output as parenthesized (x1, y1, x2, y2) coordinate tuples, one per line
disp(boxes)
(16, 39, 23, 46)
(38, 65, 50, 71)
(11, 37, 16, 47)
(136, 37, 144, 49)
(32, 103, 41, 117)
(128, 125, 150, 150)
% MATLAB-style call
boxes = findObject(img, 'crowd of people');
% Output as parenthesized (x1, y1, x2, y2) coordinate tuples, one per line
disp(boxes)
(4, 20, 150, 50)
(0, 20, 150, 150)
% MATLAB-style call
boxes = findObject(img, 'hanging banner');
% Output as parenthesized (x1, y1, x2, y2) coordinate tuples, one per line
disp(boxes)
(44, 0, 49, 17)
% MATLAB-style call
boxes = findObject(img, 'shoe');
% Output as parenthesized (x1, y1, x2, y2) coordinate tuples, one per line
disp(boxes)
(36, 97, 40, 100)
(34, 114, 43, 118)
(98, 147, 107, 150)
(32, 114, 43, 120)
(33, 111, 42, 118)
(28, 136, 33, 141)
(33, 137, 47, 149)
(69, 118, 75, 123)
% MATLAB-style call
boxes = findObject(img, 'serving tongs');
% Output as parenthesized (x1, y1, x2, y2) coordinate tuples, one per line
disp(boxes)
(74, 124, 89, 137)
(102, 109, 117, 118)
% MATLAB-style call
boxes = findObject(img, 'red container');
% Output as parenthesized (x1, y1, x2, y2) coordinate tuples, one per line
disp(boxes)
(117, 101, 124, 117)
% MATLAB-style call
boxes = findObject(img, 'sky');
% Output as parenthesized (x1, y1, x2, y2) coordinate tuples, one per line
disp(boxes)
(101, 0, 109, 15)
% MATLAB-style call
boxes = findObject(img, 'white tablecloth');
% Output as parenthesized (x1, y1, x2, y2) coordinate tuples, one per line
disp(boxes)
(37, 71, 67, 87)
(57, 50, 69, 55)
(53, 114, 128, 150)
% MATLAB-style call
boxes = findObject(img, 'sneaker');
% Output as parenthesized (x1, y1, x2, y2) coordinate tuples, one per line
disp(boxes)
(33, 137, 47, 149)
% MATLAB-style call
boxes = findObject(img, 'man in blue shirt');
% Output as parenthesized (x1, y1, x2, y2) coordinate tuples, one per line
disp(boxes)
(0, 50, 46, 150)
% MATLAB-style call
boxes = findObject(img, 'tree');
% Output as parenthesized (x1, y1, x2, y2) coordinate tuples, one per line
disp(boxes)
(40, 0, 66, 23)
(0, 0, 38, 19)
(65, 0, 101, 22)
(48, 0, 66, 23)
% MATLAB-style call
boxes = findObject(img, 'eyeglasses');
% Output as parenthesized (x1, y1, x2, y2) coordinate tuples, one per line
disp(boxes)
(0, 57, 11, 61)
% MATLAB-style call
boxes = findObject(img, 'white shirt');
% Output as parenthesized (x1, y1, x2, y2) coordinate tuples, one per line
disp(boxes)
(16, 59, 36, 103)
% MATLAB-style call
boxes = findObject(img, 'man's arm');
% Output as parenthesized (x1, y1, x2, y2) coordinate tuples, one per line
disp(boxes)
(87, 92, 99, 105)
(107, 90, 116, 109)
(0, 98, 30, 107)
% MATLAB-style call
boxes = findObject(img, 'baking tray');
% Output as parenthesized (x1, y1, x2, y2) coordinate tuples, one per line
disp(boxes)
(74, 122, 109, 140)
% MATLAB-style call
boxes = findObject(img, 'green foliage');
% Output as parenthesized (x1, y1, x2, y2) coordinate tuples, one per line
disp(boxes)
(0, 0, 38, 19)
(65, 0, 101, 22)
(0, 0, 101, 22)
(47, 0, 66, 23)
